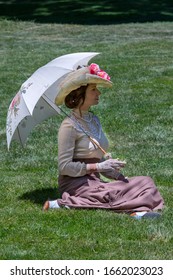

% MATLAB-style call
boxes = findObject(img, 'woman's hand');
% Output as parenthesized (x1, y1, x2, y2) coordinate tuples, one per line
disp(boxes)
(96, 158, 126, 172)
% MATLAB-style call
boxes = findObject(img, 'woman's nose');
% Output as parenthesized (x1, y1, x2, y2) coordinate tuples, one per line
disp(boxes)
(97, 89, 101, 95)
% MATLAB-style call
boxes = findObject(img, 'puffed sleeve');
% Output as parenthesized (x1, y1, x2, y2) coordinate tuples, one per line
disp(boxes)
(58, 119, 87, 177)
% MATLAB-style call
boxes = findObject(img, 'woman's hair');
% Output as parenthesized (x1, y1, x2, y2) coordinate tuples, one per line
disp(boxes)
(65, 85, 88, 109)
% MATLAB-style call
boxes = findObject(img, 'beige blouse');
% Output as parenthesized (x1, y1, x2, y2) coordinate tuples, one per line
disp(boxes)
(58, 112, 109, 177)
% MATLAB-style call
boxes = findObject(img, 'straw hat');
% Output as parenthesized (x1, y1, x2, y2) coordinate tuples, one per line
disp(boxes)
(55, 63, 113, 105)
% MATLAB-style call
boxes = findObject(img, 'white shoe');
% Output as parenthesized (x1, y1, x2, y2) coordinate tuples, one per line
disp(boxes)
(43, 200, 60, 211)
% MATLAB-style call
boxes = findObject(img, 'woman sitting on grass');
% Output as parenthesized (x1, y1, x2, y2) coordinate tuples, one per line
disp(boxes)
(43, 63, 164, 219)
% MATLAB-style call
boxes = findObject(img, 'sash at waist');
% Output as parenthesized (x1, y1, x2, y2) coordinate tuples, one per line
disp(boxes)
(73, 158, 100, 164)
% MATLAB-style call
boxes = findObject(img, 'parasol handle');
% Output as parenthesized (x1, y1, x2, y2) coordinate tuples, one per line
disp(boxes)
(89, 136, 112, 159)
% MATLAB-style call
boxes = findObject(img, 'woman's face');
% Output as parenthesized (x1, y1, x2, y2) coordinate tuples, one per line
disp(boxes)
(80, 84, 101, 110)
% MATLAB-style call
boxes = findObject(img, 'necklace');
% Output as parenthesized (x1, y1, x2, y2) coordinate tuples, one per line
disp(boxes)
(72, 111, 93, 123)
(71, 111, 102, 140)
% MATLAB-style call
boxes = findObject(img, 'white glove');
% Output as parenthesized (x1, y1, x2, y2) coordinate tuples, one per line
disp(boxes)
(96, 159, 126, 173)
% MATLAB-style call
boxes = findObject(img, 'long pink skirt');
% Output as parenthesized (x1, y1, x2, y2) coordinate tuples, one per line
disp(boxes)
(57, 173, 164, 213)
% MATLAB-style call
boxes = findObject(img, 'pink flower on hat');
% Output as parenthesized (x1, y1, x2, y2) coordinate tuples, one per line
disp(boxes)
(97, 70, 110, 80)
(89, 63, 100, 74)
(89, 63, 110, 81)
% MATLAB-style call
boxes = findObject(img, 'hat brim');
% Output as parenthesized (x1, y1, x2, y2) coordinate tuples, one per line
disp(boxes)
(55, 67, 112, 105)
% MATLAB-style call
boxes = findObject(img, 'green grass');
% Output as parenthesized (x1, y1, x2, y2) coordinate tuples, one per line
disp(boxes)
(0, 19, 173, 260)
(0, 0, 173, 24)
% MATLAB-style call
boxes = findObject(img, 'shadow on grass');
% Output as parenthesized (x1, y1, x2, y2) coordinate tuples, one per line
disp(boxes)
(19, 187, 60, 205)
(0, 0, 173, 24)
